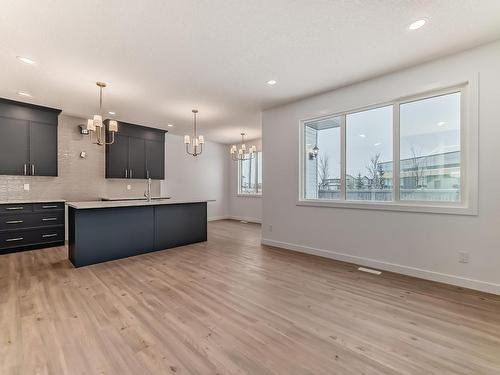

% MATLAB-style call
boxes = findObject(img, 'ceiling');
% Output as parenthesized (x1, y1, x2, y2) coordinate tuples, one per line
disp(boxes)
(1, 1, 500, 144)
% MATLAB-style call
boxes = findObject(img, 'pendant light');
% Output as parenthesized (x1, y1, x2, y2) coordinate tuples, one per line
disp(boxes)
(184, 109, 205, 156)
(86, 82, 118, 146)
(230, 133, 256, 161)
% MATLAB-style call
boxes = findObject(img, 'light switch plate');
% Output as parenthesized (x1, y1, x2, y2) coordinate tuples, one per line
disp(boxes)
(23, 183, 30, 191)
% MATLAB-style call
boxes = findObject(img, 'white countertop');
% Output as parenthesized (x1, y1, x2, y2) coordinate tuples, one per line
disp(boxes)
(100, 196, 171, 201)
(66, 199, 214, 209)
(0, 199, 65, 204)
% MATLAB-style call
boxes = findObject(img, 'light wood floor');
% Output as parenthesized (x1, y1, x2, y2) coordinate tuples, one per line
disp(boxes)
(1, 220, 500, 375)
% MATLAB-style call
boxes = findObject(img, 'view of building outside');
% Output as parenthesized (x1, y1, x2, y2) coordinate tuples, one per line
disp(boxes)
(304, 91, 461, 203)
(345, 105, 393, 201)
(304, 116, 341, 199)
(399, 92, 461, 202)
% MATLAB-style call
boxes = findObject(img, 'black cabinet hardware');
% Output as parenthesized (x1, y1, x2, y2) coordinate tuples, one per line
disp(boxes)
(0, 98, 61, 176)
(0, 202, 65, 253)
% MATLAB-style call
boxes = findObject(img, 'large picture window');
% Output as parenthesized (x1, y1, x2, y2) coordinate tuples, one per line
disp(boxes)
(304, 116, 341, 200)
(238, 151, 262, 195)
(300, 85, 475, 214)
(399, 92, 461, 202)
(346, 105, 393, 201)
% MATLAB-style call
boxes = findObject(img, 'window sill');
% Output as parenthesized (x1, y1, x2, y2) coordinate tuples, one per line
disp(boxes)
(296, 199, 477, 216)
(237, 194, 262, 198)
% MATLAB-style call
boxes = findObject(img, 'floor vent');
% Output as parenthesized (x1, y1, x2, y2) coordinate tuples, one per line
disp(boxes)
(358, 267, 382, 275)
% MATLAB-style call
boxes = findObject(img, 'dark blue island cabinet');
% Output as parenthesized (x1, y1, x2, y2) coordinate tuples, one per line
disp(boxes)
(67, 201, 207, 267)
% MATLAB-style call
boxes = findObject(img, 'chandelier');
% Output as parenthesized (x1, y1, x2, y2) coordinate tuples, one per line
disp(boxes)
(85, 82, 118, 146)
(184, 109, 205, 156)
(230, 133, 256, 161)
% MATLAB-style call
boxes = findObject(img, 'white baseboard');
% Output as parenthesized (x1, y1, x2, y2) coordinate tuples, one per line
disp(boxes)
(261, 238, 500, 296)
(229, 215, 262, 224)
(208, 215, 230, 222)
(207, 215, 262, 223)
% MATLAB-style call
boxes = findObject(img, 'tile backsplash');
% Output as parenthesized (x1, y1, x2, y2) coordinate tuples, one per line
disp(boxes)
(0, 114, 161, 202)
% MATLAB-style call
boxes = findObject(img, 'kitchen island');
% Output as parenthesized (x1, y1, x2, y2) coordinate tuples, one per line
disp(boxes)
(66, 199, 209, 267)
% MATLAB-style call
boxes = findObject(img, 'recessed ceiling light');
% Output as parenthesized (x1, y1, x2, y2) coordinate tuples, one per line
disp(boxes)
(18, 91, 33, 97)
(167, 124, 174, 127)
(267, 80, 277, 85)
(437, 121, 446, 127)
(408, 19, 427, 30)
(108, 111, 116, 115)
(359, 134, 366, 138)
(374, 142, 381, 146)
(16, 56, 36, 65)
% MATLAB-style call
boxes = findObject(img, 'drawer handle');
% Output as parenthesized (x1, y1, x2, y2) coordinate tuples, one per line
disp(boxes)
(42, 234, 58, 238)
(6, 237, 23, 242)
(42, 218, 58, 221)
(6, 220, 24, 224)
(5, 207, 24, 210)
(42, 205, 58, 209)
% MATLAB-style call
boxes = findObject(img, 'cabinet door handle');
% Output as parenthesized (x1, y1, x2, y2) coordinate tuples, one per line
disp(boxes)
(147, 170, 150, 179)
(125, 169, 128, 178)
(31, 164, 35, 175)
(130, 169, 133, 178)
(5, 207, 24, 210)
(42, 205, 58, 209)
(6, 220, 24, 224)
(6, 237, 23, 242)
(24, 164, 27, 175)
(42, 234, 58, 238)
(42, 217, 57, 221)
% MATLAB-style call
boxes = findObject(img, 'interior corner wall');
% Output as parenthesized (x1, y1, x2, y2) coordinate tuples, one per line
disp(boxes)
(228, 138, 263, 223)
(161, 133, 229, 220)
(261, 40, 500, 295)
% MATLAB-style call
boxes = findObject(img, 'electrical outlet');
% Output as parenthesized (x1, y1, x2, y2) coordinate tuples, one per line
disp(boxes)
(23, 183, 30, 191)
(268, 224, 273, 232)
(127, 184, 132, 191)
(459, 251, 469, 263)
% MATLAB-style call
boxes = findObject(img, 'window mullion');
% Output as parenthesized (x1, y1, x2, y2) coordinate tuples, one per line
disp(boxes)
(393, 103, 401, 202)
(254, 153, 259, 194)
(340, 114, 346, 201)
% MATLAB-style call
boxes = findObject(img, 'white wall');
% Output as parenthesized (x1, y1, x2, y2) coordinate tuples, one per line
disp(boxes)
(262, 41, 500, 295)
(161, 133, 229, 220)
(228, 138, 262, 223)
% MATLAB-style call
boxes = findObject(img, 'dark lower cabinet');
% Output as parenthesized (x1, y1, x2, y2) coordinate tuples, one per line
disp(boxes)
(0, 98, 61, 177)
(0, 201, 65, 254)
(154, 203, 207, 249)
(68, 206, 155, 267)
(68, 202, 207, 267)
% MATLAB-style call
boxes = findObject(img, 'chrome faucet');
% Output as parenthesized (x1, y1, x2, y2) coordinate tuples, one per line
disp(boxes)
(144, 178, 152, 202)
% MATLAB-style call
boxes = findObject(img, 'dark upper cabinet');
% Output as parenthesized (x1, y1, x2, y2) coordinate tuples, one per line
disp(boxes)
(0, 117, 30, 175)
(0, 98, 61, 177)
(105, 120, 166, 180)
(128, 137, 146, 179)
(30, 121, 58, 176)
(106, 133, 129, 178)
(146, 140, 165, 179)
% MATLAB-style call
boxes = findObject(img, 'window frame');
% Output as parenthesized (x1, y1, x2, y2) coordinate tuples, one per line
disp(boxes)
(237, 151, 262, 197)
(298, 80, 478, 215)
